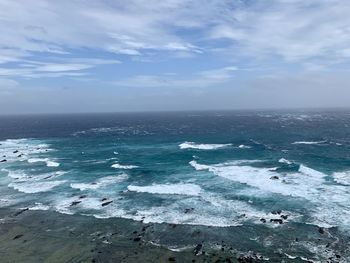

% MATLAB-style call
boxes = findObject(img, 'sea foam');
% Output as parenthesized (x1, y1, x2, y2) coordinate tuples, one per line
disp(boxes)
(70, 174, 128, 191)
(127, 183, 202, 196)
(111, 163, 138, 169)
(179, 141, 232, 150)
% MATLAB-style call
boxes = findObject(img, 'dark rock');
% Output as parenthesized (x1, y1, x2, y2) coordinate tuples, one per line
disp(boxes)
(14, 208, 29, 216)
(260, 218, 266, 223)
(168, 257, 176, 262)
(270, 176, 279, 180)
(101, 198, 108, 201)
(133, 237, 141, 242)
(336, 254, 341, 258)
(13, 150, 19, 153)
(70, 201, 81, 207)
(193, 243, 202, 255)
(185, 208, 194, 214)
(280, 215, 288, 220)
(102, 200, 113, 207)
(169, 223, 177, 228)
(13, 234, 23, 240)
(270, 219, 283, 224)
(0, 159, 7, 163)
(318, 227, 325, 234)
(17, 154, 23, 158)
(79, 195, 87, 199)
(271, 210, 282, 215)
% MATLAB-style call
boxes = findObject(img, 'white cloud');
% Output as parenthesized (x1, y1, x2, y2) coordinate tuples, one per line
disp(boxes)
(0, 58, 120, 78)
(113, 66, 238, 88)
(209, 0, 350, 63)
(1, 0, 350, 67)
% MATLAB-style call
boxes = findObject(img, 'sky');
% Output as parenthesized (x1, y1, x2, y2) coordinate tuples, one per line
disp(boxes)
(1, 0, 350, 114)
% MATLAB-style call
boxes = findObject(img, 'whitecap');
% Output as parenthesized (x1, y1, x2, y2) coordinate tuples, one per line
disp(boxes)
(111, 163, 138, 169)
(179, 141, 232, 150)
(278, 158, 293, 165)
(332, 170, 350, 185)
(9, 180, 66, 193)
(238, 144, 251, 149)
(292, 140, 327, 145)
(29, 202, 50, 211)
(127, 183, 202, 196)
(70, 174, 128, 191)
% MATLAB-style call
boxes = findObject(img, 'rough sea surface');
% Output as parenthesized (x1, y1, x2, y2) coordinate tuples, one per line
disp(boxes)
(1, 110, 350, 262)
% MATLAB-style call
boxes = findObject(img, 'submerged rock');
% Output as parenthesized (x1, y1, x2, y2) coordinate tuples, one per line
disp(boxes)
(13, 208, 29, 216)
(270, 219, 283, 224)
(70, 201, 81, 207)
(318, 227, 325, 234)
(102, 200, 113, 207)
(271, 210, 282, 215)
(194, 243, 203, 255)
(184, 208, 194, 214)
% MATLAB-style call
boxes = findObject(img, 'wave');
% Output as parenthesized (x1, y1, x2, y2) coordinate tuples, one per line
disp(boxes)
(179, 141, 232, 150)
(127, 183, 202, 196)
(0, 138, 52, 164)
(238, 144, 251, 149)
(292, 140, 327, 145)
(332, 170, 350, 185)
(70, 174, 128, 191)
(27, 158, 60, 167)
(9, 180, 66, 193)
(6, 170, 66, 182)
(278, 158, 293, 165)
(190, 160, 327, 198)
(111, 163, 138, 169)
(29, 202, 50, 211)
(189, 159, 350, 230)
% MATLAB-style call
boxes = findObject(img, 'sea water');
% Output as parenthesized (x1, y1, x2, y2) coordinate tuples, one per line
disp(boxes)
(1, 110, 349, 261)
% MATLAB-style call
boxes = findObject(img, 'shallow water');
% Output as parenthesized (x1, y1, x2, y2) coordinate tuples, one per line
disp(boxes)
(1, 110, 350, 261)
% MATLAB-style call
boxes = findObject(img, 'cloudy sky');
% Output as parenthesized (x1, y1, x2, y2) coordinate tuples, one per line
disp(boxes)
(1, 0, 350, 114)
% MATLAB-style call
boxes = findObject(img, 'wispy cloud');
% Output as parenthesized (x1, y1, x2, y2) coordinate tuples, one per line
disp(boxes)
(113, 66, 238, 88)
(0, 58, 120, 78)
(209, 0, 350, 64)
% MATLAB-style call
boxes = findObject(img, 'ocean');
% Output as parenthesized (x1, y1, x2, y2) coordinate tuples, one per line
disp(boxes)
(1, 110, 350, 261)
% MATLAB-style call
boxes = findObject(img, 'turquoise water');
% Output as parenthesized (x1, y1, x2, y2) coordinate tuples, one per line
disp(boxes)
(0, 110, 350, 260)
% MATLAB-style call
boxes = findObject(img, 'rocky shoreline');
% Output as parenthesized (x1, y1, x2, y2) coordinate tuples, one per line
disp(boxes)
(0, 207, 349, 262)
(0, 208, 261, 263)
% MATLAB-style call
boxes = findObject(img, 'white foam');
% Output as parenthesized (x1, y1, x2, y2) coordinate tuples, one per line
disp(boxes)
(278, 158, 292, 165)
(332, 170, 350, 185)
(179, 141, 232, 150)
(111, 163, 138, 169)
(9, 180, 66, 193)
(70, 174, 128, 191)
(0, 138, 53, 164)
(7, 170, 66, 182)
(28, 158, 60, 167)
(189, 159, 350, 231)
(127, 183, 202, 196)
(191, 160, 329, 198)
(46, 161, 60, 167)
(29, 202, 50, 211)
(292, 140, 327, 145)
(238, 144, 251, 149)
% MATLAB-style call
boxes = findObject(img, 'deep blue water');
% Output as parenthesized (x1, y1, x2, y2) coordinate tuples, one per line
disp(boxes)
(1, 110, 350, 261)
